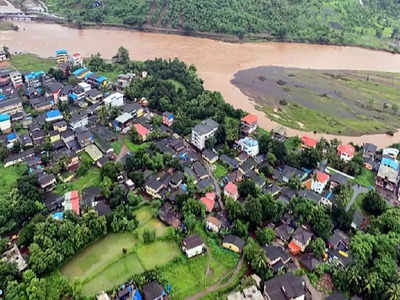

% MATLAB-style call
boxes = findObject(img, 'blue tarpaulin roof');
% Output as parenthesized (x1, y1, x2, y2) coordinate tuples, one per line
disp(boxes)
(0, 114, 10, 122)
(7, 132, 16, 140)
(382, 157, 399, 170)
(52, 212, 64, 220)
(84, 71, 94, 79)
(25, 71, 45, 80)
(73, 67, 88, 76)
(133, 290, 143, 300)
(69, 93, 78, 100)
(46, 109, 61, 118)
(96, 76, 107, 83)
(0, 95, 5, 101)
(56, 49, 68, 55)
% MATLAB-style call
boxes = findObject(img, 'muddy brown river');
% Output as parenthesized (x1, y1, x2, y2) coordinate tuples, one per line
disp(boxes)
(3, 22, 400, 147)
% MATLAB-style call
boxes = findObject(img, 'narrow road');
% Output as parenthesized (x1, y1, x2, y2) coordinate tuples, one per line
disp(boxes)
(346, 184, 368, 211)
(185, 256, 244, 300)
(205, 162, 224, 209)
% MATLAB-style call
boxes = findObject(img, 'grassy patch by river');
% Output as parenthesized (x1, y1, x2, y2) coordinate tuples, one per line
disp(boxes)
(233, 66, 400, 135)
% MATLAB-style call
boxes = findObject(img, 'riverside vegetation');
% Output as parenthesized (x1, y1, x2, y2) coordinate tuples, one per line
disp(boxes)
(44, 0, 400, 51)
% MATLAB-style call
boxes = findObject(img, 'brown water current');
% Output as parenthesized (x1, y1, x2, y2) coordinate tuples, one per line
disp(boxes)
(3, 22, 400, 147)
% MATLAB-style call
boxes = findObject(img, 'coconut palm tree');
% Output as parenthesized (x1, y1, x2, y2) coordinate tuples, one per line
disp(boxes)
(386, 281, 400, 300)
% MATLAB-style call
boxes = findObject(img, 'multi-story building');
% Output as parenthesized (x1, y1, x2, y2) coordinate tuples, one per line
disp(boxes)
(237, 137, 259, 157)
(191, 118, 218, 150)
(240, 114, 257, 134)
(104, 92, 124, 107)
(56, 49, 69, 65)
(10, 71, 23, 88)
(0, 97, 23, 115)
(376, 156, 400, 204)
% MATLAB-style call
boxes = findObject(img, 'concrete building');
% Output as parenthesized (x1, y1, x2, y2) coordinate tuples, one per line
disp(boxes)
(104, 92, 124, 107)
(191, 118, 218, 150)
(237, 137, 259, 157)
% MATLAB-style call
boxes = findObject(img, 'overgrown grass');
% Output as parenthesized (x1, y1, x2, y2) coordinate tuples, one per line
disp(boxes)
(61, 206, 179, 296)
(54, 168, 101, 195)
(125, 139, 149, 152)
(111, 140, 123, 155)
(0, 163, 27, 196)
(214, 163, 227, 179)
(10, 54, 56, 73)
(163, 228, 239, 299)
(354, 169, 376, 188)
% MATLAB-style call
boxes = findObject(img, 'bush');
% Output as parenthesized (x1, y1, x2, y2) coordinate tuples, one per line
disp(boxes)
(143, 229, 156, 244)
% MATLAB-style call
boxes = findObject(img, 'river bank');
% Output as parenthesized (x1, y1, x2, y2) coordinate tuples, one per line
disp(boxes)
(3, 21, 400, 147)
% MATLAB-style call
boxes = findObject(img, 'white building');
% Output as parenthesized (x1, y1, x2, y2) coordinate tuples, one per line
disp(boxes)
(70, 113, 88, 131)
(0, 51, 7, 61)
(182, 234, 205, 258)
(191, 119, 218, 150)
(78, 82, 91, 92)
(104, 92, 124, 107)
(0, 114, 11, 133)
(311, 171, 329, 194)
(10, 71, 23, 88)
(238, 137, 259, 157)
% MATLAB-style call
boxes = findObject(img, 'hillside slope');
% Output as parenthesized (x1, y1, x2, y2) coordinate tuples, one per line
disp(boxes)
(44, 0, 400, 51)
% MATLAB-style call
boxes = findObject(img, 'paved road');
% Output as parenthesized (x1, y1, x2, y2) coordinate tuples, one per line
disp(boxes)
(185, 256, 244, 300)
(346, 184, 368, 211)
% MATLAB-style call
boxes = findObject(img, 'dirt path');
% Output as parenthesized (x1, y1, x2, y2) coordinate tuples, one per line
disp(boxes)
(116, 142, 128, 162)
(185, 256, 244, 300)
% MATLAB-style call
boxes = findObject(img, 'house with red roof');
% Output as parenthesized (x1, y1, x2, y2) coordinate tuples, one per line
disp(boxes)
(337, 144, 355, 162)
(301, 136, 317, 149)
(200, 192, 216, 212)
(311, 171, 330, 194)
(288, 227, 313, 255)
(224, 181, 238, 201)
(133, 123, 150, 141)
(63, 190, 80, 215)
(240, 114, 258, 134)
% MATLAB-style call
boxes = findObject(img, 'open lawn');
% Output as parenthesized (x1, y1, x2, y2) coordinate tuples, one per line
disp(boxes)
(0, 163, 26, 196)
(125, 140, 149, 152)
(233, 67, 400, 135)
(354, 169, 376, 188)
(54, 168, 101, 195)
(61, 206, 179, 296)
(10, 54, 56, 73)
(111, 140, 123, 155)
(214, 163, 227, 179)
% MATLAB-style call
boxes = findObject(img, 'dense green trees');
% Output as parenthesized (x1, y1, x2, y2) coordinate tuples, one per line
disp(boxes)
(45, 0, 400, 51)
(28, 211, 107, 275)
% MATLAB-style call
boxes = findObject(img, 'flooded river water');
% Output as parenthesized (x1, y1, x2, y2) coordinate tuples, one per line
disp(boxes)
(2, 22, 400, 147)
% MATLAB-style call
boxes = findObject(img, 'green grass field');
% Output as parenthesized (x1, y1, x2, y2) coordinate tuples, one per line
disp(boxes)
(10, 54, 56, 73)
(0, 163, 27, 196)
(125, 140, 149, 152)
(163, 230, 239, 299)
(214, 163, 227, 179)
(354, 169, 376, 188)
(111, 140, 123, 155)
(54, 168, 101, 195)
(61, 206, 180, 296)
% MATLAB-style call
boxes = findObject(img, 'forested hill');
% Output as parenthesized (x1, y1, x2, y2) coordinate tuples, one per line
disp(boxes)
(45, 0, 400, 51)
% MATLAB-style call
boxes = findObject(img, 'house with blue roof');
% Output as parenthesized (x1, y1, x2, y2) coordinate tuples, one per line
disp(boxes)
(0, 113, 11, 133)
(376, 156, 400, 204)
(46, 109, 63, 122)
